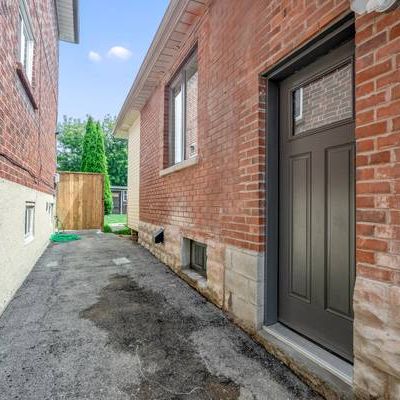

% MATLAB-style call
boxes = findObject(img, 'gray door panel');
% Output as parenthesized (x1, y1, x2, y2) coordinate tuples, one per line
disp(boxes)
(278, 41, 355, 361)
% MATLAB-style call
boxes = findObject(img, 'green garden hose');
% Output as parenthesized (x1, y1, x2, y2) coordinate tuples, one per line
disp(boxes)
(50, 233, 81, 243)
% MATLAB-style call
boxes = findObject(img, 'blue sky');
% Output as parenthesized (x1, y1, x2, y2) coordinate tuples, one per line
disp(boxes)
(58, 0, 169, 122)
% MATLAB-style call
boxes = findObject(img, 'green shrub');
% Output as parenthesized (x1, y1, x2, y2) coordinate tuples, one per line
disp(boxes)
(81, 117, 113, 214)
(103, 224, 112, 233)
(103, 170, 113, 215)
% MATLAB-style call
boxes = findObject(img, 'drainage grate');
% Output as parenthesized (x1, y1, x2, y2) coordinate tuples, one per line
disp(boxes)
(112, 257, 130, 266)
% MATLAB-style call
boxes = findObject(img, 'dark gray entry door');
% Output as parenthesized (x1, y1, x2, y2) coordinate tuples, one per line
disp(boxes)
(278, 41, 355, 362)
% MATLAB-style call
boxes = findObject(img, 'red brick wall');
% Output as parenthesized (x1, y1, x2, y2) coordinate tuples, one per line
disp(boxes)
(139, 0, 350, 252)
(353, 9, 400, 396)
(355, 8, 400, 286)
(0, 0, 59, 195)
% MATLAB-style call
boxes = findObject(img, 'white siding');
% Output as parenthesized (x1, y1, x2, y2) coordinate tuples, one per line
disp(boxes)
(127, 116, 140, 231)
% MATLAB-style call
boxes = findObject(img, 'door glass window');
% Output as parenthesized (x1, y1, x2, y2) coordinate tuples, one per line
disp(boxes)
(293, 63, 353, 135)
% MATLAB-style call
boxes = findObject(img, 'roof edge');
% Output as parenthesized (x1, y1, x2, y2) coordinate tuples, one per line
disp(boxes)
(56, 0, 80, 44)
(114, 0, 207, 136)
(72, 0, 80, 44)
(114, 110, 140, 138)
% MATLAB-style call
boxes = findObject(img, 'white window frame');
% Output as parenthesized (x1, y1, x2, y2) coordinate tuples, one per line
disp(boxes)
(24, 202, 35, 241)
(19, 0, 34, 83)
(169, 51, 198, 166)
(122, 191, 127, 203)
(294, 87, 303, 121)
(47, 202, 54, 219)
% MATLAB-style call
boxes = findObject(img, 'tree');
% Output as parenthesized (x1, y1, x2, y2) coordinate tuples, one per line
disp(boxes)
(102, 115, 128, 186)
(57, 116, 85, 172)
(81, 117, 113, 214)
(57, 115, 128, 186)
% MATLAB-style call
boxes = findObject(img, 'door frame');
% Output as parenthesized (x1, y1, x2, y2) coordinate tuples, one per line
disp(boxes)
(263, 13, 355, 326)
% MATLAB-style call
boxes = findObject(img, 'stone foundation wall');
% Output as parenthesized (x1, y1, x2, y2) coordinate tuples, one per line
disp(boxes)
(353, 278, 400, 398)
(224, 246, 264, 332)
(138, 221, 264, 330)
(139, 221, 225, 306)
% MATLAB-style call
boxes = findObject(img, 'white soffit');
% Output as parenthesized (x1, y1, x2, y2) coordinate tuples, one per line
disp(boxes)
(114, 0, 208, 138)
(56, 0, 79, 43)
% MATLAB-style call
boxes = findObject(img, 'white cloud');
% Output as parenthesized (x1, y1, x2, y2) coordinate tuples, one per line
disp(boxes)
(107, 46, 133, 60)
(88, 51, 102, 62)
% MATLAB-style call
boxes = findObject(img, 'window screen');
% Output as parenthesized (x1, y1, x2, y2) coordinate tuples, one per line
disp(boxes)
(190, 240, 207, 277)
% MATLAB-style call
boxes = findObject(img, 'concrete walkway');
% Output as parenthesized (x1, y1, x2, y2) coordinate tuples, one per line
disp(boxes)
(0, 232, 321, 400)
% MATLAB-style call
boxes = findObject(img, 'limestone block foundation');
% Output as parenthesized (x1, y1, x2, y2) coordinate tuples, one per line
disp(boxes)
(224, 246, 264, 332)
(353, 277, 400, 399)
(138, 221, 264, 331)
(139, 221, 225, 307)
(0, 178, 55, 315)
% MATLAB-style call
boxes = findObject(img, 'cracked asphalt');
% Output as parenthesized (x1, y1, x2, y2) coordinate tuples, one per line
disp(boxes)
(0, 231, 321, 399)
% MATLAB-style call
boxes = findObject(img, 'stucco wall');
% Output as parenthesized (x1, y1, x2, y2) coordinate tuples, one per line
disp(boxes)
(0, 178, 54, 315)
(127, 117, 140, 231)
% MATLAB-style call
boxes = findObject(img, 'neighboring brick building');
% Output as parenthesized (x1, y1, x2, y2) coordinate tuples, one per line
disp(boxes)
(115, 0, 400, 398)
(0, 0, 79, 314)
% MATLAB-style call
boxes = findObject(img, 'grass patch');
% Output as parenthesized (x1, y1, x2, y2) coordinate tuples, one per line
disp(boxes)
(104, 214, 127, 225)
(114, 227, 131, 236)
(102, 223, 131, 236)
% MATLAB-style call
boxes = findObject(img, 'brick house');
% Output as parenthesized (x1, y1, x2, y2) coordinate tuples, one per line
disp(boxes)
(115, 0, 400, 398)
(0, 0, 79, 314)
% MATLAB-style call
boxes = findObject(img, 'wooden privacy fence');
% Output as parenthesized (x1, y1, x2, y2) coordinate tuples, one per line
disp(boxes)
(56, 172, 104, 230)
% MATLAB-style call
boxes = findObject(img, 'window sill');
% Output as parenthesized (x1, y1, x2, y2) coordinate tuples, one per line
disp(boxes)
(24, 235, 34, 245)
(16, 62, 38, 110)
(181, 268, 207, 290)
(160, 156, 198, 177)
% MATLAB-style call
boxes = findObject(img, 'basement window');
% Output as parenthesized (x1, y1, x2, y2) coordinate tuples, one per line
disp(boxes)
(168, 50, 198, 166)
(46, 202, 54, 219)
(190, 240, 207, 277)
(24, 202, 35, 241)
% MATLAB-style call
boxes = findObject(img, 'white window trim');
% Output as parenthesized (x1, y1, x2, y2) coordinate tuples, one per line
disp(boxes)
(170, 74, 185, 165)
(160, 155, 199, 177)
(24, 202, 35, 242)
(47, 202, 54, 219)
(169, 51, 198, 167)
(19, 0, 35, 83)
(294, 87, 303, 121)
